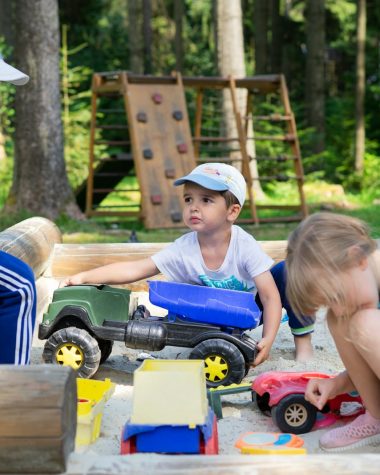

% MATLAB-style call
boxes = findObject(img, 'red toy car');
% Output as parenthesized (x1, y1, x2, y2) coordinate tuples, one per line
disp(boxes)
(252, 371, 363, 434)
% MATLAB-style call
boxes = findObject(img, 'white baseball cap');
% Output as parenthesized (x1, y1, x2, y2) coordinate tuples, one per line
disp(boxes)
(0, 56, 29, 85)
(174, 162, 246, 206)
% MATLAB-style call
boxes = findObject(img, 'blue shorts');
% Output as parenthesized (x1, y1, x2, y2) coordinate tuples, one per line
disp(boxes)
(255, 260, 315, 336)
(0, 251, 36, 364)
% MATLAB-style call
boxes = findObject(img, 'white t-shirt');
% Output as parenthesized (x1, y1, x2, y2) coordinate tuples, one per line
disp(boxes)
(152, 225, 273, 293)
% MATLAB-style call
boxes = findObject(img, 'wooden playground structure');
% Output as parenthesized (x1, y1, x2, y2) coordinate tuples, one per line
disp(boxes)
(77, 72, 308, 228)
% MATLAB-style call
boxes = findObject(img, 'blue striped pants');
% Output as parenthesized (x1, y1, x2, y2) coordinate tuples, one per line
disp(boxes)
(0, 250, 36, 364)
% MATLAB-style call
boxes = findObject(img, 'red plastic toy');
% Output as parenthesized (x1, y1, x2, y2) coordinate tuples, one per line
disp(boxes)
(252, 371, 363, 434)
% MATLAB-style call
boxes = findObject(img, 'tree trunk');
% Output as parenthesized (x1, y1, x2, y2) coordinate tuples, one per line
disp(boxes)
(254, 0, 269, 74)
(0, 0, 13, 49)
(216, 0, 263, 198)
(270, 0, 282, 73)
(143, 0, 153, 74)
(305, 0, 326, 154)
(174, 0, 184, 73)
(5, 0, 80, 220)
(128, 0, 143, 74)
(354, 0, 366, 176)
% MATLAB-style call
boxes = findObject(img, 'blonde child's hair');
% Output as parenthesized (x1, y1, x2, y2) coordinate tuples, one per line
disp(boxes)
(286, 212, 377, 317)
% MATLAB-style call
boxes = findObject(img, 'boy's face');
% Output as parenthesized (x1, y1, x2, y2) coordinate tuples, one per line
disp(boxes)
(182, 182, 240, 234)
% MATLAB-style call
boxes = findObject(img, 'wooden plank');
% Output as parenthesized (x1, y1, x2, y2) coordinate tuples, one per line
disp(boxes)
(0, 217, 62, 278)
(124, 73, 197, 229)
(65, 453, 380, 474)
(94, 72, 282, 93)
(46, 241, 287, 290)
(0, 365, 76, 474)
(0, 438, 72, 474)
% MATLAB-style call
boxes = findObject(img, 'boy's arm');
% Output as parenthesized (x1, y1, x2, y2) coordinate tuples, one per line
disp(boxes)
(61, 257, 160, 286)
(253, 270, 282, 366)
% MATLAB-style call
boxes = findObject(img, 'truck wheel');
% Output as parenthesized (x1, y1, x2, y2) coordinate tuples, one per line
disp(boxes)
(189, 339, 245, 388)
(42, 327, 101, 378)
(98, 339, 114, 364)
(272, 394, 317, 434)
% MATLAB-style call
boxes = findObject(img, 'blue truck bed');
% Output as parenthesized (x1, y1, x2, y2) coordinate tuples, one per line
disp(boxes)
(148, 281, 261, 330)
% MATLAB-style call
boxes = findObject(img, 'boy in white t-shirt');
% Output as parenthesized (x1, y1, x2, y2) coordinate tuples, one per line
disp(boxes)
(64, 163, 298, 365)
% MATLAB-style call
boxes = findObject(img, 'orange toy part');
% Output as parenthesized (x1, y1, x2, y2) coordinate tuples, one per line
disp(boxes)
(235, 432, 306, 455)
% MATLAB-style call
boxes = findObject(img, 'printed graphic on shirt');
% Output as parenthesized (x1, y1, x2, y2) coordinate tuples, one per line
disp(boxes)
(199, 274, 254, 292)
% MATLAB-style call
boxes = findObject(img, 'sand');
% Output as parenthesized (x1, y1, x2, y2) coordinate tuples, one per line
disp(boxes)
(30, 293, 379, 473)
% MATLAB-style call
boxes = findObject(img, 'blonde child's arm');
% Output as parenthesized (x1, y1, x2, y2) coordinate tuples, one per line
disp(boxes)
(252, 270, 282, 366)
(61, 257, 160, 287)
(305, 371, 355, 411)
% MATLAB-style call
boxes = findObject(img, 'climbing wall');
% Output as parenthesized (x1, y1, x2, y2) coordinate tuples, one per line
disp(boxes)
(124, 74, 197, 229)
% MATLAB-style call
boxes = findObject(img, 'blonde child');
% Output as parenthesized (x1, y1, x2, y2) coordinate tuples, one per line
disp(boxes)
(64, 163, 284, 365)
(286, 212, 380, 452)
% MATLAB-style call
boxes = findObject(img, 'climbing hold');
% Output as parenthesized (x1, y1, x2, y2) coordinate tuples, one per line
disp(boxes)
(150, 194, 162, 205)
(165, 168, 176, 179)
(137, 112, 148, 123)
(172, 110, 183, 121)
(171, 211, 182, 223)
(143, 149, 153, 159)
(151, 93, 163, 104)
(177, 143, 188, 154)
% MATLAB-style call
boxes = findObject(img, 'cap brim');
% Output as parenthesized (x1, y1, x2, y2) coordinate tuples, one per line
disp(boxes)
(174, 173, 229, 191)
(0, 59, 29, 85)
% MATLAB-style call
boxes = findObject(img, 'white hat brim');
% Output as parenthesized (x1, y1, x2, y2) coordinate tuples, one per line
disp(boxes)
(0, 58, 29, 85)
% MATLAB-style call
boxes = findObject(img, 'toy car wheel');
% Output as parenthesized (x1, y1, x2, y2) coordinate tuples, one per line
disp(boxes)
(252, 391, 271, 415)
(97, 339, 114, 364)
(189, 338, 245, 388)
(42, 327, 101, 378)
(272, 394, 317, 434)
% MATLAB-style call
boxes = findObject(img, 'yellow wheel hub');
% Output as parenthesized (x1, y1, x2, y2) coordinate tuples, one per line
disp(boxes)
(284, 403, 308, 427)
(56, 343, 84, 370)
(204, 354, 229, 382)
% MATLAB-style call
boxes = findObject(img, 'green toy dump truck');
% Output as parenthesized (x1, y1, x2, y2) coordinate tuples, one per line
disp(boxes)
(39, 281, 261, 387)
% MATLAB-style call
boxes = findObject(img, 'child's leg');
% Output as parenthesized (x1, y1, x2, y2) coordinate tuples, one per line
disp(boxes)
(328, 309, 380, 418)
(0, 251, 36, 364)
(318, 310, 380, 452)
(270, 261, 315, 361)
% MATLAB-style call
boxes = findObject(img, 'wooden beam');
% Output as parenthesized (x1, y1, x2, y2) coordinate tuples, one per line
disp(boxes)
(46, 240, 287, 291)
(0, 365, 76, 474)
(0, 217, 62, 278)
(65, 452, 380, 474)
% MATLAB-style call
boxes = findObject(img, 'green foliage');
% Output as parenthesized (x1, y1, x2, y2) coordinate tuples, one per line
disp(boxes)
(0, 38, 16, 208)
(60, 26, 93, 190)
(2, 1, 378, 225)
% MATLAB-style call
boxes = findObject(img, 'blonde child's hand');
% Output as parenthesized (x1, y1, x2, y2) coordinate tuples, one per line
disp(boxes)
(304, 377, 336, 411)
(59, 274, 84, 288)
(253, 336, 272, 366)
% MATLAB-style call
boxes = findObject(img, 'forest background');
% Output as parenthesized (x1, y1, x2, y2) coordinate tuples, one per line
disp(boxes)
(0, 0, 379, 242)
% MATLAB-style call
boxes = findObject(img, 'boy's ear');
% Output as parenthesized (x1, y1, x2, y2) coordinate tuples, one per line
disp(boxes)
(228, 204, 241, 221)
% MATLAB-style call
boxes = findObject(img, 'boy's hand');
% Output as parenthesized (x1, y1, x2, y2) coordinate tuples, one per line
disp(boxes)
(253, 336, 272, 366)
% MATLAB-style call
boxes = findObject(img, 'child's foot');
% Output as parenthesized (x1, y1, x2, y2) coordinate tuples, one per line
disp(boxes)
(320, 411, 380, 452)
(294, 334, 313, 362)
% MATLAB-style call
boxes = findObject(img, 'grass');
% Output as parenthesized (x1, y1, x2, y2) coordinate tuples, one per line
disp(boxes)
(1, 180, 379, 243)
